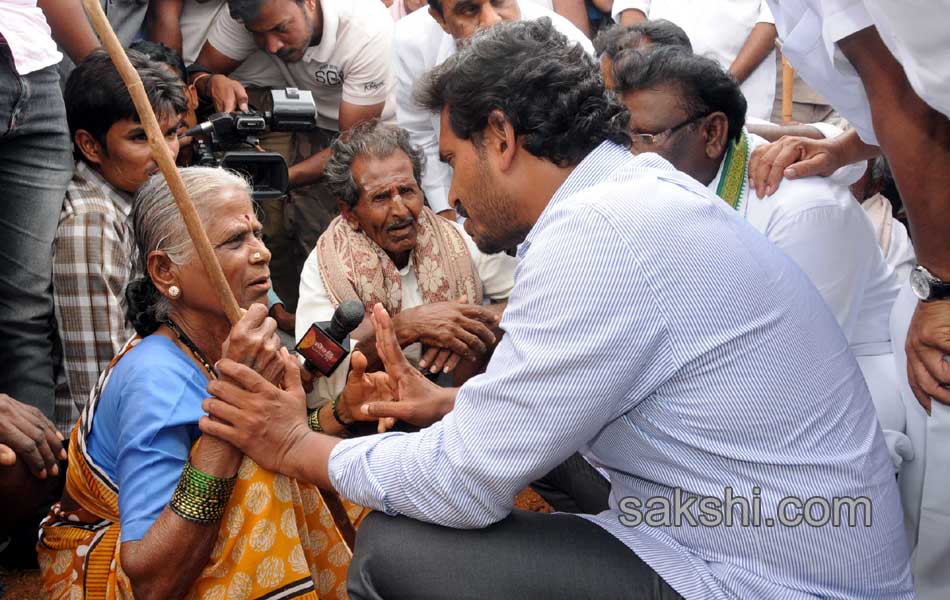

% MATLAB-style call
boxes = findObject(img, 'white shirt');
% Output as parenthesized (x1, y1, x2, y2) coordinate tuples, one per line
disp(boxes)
(206, 0, 396, 131)
(611, 0, 777, 120)
(296, 220, 517, 406)
(0, 0, 61, 74)
(183, 0, 284, 88)
(393, 2, 593, 214)
(766, 0, 950, 146)
(181, 0, 226, 64)
(329, 144, 913, 599)
(709, 134, 899, 354)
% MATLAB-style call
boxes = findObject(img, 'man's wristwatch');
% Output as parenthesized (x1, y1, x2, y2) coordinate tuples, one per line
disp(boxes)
(910, 266, 950, 302)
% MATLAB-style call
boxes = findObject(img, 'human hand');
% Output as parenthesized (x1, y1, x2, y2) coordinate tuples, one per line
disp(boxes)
(748, 135, 845, 198)
(338, 351, 398, 433)
(361, 304, 456, 427)
(0, 394, 66, 479)
(201, 348, 309, 475)
(207, 74, 249, 113)
(299, 360, 315, 394)
(419, 346, 463, 375)
(269, 302, 296, 334)
(220, 303, 284, 385)
(906, 300, 950, 413)
(398, 297, 498, 365)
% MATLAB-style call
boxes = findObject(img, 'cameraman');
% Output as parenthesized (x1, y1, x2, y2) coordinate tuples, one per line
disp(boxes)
(192, 0, 394, 308)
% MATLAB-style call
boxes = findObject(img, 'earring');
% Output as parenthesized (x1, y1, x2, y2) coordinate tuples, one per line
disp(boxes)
(168, 285, 181, 298)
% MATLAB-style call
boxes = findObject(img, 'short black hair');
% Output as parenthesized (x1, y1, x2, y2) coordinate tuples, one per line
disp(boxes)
(428, 0, 443, 17)
(594, 19, 692, 59)
(64, 48, 189, 161)
(613, 46, 746, 144)
(415, 18, 629, 168)
(129, 40, 187, 83)
(228, 0, 303, 22)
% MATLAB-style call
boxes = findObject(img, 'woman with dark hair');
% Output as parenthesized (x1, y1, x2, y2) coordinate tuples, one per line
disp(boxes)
(38, 167, 389, 600)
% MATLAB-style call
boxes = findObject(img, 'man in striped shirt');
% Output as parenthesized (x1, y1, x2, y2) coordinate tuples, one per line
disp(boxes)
(204, 18, 914, 599)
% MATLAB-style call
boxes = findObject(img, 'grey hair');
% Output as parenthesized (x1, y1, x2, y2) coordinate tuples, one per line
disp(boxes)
(324, 119, 426, 210)
(125, 167, 250, 335)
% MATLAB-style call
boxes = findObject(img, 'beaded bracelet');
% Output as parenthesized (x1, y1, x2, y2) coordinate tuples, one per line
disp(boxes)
(169, 460, 237, 523)
(308, 407, 324, 432)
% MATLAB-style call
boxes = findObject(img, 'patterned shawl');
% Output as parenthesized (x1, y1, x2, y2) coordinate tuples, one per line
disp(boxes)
(316, 206, 483, 313)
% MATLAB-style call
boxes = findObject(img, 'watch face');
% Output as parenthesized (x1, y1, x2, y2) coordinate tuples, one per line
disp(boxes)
(911, 268, 932, 300)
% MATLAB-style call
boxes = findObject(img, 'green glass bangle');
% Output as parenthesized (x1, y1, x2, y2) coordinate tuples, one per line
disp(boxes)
(169, 460, 236, 523)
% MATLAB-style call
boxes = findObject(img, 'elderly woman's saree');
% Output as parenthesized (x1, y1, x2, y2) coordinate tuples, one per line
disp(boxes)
(38, 339, 369, 600)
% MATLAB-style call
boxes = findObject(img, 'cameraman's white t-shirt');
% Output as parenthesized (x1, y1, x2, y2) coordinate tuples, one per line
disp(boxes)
(183, 0, 284, 88)
(206, 0, 395, 131)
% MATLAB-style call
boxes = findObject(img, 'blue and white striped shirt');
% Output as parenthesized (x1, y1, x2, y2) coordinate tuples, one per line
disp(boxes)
(329, 142, 913, 599)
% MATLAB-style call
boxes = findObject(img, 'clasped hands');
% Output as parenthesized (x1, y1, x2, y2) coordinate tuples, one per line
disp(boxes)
(200, 304, 453, 473)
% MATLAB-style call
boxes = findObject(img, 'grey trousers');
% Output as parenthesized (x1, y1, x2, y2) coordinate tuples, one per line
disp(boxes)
(531, 452, 612, 514)
(348, 510, 683, 600)
(0, 54, 72, 428)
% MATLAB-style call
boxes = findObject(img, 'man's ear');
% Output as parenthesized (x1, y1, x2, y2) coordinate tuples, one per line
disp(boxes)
(486, 109, 517, 171)
(339, 201, 360, 231)
(186, 84, 200, 111)
(75, 129, 105, 167)
(147, 251, 180, 299)
(429, 6, 451, 34)
(703, 112, 731, 161)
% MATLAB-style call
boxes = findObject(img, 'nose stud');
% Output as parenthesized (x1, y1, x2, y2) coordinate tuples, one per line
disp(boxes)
(252, 252, 262, 262)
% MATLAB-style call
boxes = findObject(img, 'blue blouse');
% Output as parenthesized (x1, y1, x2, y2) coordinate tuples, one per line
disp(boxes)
(85, 335, 209, 542)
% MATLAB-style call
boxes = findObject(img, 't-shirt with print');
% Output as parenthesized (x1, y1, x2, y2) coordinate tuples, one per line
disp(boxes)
(206, 0, 395, 131)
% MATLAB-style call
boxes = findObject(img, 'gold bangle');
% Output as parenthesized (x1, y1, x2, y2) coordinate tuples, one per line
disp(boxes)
(308, 407, 324, 432)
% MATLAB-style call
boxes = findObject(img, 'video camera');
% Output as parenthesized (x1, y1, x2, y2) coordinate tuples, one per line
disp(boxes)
(185, 87, 317, 201)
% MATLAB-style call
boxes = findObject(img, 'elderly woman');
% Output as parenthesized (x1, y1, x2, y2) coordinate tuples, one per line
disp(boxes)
(297, 120, 517, 418)
(38, 167, 387, 600)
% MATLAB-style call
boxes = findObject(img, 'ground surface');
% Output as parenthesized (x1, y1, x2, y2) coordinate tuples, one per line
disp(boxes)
(0, 489, 552, 598)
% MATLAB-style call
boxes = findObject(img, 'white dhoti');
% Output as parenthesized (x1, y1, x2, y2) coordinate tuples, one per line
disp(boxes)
(890, 281, 950, 599)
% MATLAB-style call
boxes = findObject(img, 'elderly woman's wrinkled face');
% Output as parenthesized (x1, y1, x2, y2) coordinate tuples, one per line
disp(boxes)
(176, 187, 272, 313)
(344, 151, 423, 267)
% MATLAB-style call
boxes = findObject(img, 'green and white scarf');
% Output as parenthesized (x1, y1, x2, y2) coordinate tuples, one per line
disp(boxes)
(714, 129, 751, 214)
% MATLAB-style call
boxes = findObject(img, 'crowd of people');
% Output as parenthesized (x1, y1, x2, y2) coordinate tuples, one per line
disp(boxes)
(0, 0, 948, 598)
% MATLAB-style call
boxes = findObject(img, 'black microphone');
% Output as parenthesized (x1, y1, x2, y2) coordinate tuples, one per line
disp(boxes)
(295, 300, 365, 376)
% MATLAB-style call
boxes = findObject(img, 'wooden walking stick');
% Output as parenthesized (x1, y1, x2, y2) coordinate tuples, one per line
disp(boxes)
(80, 0, 357, 551)
(782, 54, 795, 124)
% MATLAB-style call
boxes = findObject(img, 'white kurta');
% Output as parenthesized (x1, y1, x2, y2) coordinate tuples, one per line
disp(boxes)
(891, 282, 950, 600)
(296, 220, 517, 406)
(611, 0, 777, 120)
(759, 3, 950, 595)
(766, 0, 950, 145)
(393, 2, 593, 214)
(707, 134, 905, 465)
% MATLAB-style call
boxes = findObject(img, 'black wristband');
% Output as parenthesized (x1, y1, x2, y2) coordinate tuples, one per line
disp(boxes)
(186, 62, 213, 79)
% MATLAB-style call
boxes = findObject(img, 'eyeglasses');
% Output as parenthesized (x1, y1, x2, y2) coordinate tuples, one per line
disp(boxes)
(629, 112, 710, 147)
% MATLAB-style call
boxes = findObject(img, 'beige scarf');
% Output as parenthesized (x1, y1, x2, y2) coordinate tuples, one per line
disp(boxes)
(316, 207, 483, 313)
